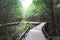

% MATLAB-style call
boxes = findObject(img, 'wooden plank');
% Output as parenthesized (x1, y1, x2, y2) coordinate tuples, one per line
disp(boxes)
(0, 21, 40, 27)
(16, 27, 30, 40)
(25, 22, 47, 40)
(42, 22, 52, 40)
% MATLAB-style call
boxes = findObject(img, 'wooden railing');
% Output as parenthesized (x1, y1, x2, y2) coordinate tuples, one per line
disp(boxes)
(0, 21, 40, 26)
(0, 22, 21, 40)
(0, 21, 40, 40)
(16, 22, 40, 40)
(42, 23, 52, 40)
(12, 22, 52, 40)
(0, 22, 52, 40)
(18, 22, 51, 40)
(0, 22, 20, 27)
(16, 27, 30, 40)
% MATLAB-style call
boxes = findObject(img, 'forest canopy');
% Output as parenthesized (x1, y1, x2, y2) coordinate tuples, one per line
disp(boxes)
(0, 0, 48, 23)
(24, 0, 47, 19)
(0, 0, 23, 23)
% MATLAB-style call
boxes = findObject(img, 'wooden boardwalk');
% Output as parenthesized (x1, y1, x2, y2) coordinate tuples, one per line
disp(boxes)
(25, 22, 47, 40)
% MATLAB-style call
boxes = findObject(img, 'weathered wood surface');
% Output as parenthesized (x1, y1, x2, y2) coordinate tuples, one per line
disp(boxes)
(42, 24, 52, 40)
(16, 27, 30, 40)
(25, 22, 47, 40)
(0, 21, 40, 27)
(0, 21, 40, 40)
(16, 21, 40, 40)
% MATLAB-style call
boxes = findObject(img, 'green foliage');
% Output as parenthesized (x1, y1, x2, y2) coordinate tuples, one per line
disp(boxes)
(0, 0, 23, 24)
(21, 23, 35, 30)
(5, 25, 21, 39)
(4, 21, 35, 39)
(25, 0, 47, 19)
(20, 20, 35, 30)
(9, 1, 23, 20)
(40, 0, 53, 8)
(52, 36, 60, 40)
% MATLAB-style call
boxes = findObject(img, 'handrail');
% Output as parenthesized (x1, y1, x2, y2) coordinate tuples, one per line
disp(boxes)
(16, 27, 30, 40)
(0, 21, 40, 27)
(42, 23, 52, 40)
(1, 22, 20, 26)
(0, 22, 20, 27)
(0, 21, 40, 40)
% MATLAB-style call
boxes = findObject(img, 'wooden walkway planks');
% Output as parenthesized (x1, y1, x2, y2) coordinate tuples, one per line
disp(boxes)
(25, 22, 47, 40)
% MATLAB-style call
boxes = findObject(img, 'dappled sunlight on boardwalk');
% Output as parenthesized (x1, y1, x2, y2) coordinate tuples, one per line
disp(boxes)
(25, 22, 47, 40)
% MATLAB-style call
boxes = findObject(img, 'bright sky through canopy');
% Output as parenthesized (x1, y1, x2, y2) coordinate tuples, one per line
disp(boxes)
(20, 0, 33, 19)
(20, 0, 33, 10)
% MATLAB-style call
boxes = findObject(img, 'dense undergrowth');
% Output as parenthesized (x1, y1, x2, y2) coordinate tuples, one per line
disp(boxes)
(2, 21, 35, 40)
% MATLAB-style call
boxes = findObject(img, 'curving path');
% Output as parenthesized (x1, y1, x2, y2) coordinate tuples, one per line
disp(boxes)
(25, 22, 47, 40)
